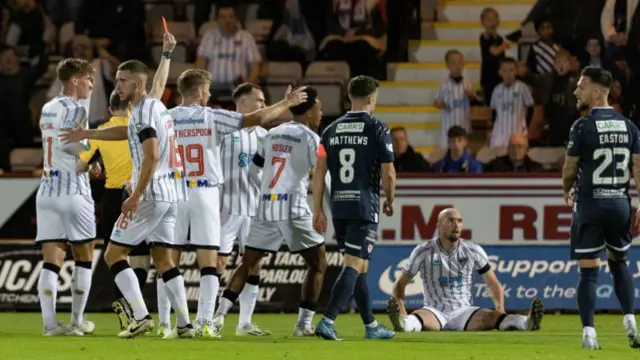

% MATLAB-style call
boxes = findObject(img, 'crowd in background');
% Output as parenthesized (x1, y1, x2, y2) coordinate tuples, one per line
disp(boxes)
(1, 0, 638, 175)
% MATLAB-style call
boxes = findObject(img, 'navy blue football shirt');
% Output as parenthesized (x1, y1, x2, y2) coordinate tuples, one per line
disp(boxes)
(320, 111, 394, 223)
(567, 107, 640, 203)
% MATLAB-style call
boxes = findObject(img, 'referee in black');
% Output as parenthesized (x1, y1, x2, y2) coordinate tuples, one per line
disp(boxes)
(77, 90, 150, 331)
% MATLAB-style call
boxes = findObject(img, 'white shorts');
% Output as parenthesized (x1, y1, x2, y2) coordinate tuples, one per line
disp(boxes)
(220, 213, 252, 255)
(174, 187, 221, 249)
(110, 200, 177, 248)
(36, 195, 96, 242)
(246, 216, 325, 253)
(423, 306, 482, 331)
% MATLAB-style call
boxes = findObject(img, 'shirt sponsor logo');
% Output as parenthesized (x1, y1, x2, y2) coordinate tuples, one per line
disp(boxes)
(238, 152, 253, 167)
(595, 120, 626, 133)
(187, 179, 211, 188)
(336, 122, 365, 133)
(263, 193, 289, 201)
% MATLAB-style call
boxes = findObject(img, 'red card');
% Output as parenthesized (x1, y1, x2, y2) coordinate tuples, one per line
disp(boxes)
(161, 16, 168, 34)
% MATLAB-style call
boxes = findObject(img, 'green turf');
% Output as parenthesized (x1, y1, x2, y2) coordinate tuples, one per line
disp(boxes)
(0, 313, 638, 359)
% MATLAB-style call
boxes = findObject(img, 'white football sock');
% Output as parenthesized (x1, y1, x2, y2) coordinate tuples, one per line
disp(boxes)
(624, 314, 637, 333)
(70, 266, 92, 325)
(238, 283, 258, 326)
(498, 314, 527, 331)
(199, 275, 219, 324)
(114, 268, 149, 320)
(583, 326, 597, 338)
(156, 277, 171, 326)
(403, 315, 422, 332)
(163, 275, 190, 328)
(297, 307, 315, 328)
(216, 297, 233, 316)
(38, 268, 59, 330)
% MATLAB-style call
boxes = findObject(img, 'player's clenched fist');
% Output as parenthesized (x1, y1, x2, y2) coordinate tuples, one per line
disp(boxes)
(383, 199, 394, 216)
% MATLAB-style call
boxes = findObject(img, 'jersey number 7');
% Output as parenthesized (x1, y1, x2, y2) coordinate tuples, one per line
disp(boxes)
(269, 156, 286, 188)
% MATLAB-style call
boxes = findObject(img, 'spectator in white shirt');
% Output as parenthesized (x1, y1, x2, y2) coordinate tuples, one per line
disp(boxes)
(195, 4, 261, 92)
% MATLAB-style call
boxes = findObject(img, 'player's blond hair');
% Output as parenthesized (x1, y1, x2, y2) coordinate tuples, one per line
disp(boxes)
(57, 58, 94, 82)
(177, 69, 212, 96)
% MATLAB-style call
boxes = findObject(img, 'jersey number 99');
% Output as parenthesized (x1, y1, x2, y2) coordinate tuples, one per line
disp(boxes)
(339, 148, 356, 184)
(592, 147, 630, 185)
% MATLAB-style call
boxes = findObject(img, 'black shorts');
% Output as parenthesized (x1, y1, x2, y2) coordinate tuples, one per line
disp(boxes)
(102, 188, 150, 256)
(570, 201, 631, 259)
(333, 219, 378, 260)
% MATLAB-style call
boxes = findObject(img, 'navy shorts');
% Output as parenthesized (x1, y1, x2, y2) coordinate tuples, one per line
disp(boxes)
(333, 219, 378, 260)
(570, 201, 631, 259)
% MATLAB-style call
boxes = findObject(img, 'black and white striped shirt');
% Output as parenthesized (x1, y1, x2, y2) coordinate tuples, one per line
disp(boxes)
(128, 97, 187, 203)
(38, 96, 91, 197)
(402, 238, 491, 313)
(197, 29, 261, 87)
(435, 77, 472, 147)
(256, 122, 319, 221)
(221, 126, 268, 216)
(529, 40, 558, 74)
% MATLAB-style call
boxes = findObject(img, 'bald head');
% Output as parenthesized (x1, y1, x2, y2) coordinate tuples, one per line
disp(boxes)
(437, 208, 463, 243)
(508, 132, 528, 161)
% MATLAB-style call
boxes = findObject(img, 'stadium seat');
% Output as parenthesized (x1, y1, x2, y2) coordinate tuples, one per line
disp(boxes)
(198, 21, 218, 38)
(152, 21, 195, 44)
(245, 20, 273, 43)
(262, 61, 303, 104)
(304, 61, 350, 116)
(58, 22, 74, 54)
(145, 3, 175, 22)
(527, 147, 565, 170)
(476, 146, 507, 164)
(167, 62, 195, 85)
(10, 148, 43, 172)
(151, 43, 188, 64)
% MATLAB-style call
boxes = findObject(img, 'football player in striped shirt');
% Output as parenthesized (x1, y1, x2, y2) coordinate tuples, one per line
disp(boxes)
(213, 87, 328, 337)
(490, 58, 534, 147)
(434, 49, 474, 148)
(156, 71, 310, 338)
(37, 58, 96, 337)
(61, 33, 197, 339)
(387, 208, 544, 333)
(218, 83, 270, 336)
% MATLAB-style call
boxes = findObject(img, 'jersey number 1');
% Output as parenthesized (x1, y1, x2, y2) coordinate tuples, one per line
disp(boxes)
(43, 136, 53, 168)
(168, 136, 183, 169)
(593, 147, 630, 185)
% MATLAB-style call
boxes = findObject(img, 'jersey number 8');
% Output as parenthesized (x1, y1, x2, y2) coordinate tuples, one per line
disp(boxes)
(592, 147, 630, 185)
(339, 148, 356, 184)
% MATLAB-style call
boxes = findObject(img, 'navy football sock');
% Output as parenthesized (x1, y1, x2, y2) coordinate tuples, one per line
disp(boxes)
(353, 273, 376, 326)
(323, 267, 359, 321)
(608, 259, 634, 314)
(577, 267, 598, 327)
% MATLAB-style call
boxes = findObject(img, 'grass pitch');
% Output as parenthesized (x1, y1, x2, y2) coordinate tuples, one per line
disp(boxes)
(0, 313, 638, 359)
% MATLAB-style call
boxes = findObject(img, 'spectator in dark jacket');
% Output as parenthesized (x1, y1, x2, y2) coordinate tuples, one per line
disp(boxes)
(485, 133, 544, 172)
(390, 127, 431, 172)
(433, 125, 483, 173)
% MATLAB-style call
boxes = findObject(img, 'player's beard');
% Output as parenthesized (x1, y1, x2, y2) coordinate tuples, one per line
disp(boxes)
(445, 233, 460, 242)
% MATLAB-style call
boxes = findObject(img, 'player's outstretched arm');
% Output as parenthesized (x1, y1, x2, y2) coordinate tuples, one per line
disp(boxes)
(482, 271, 505, 313)
(60, 126, 128, 143)
(242, 86, 308, 127)
(149, 32, 176, 100)
(393, 273, 411, 317)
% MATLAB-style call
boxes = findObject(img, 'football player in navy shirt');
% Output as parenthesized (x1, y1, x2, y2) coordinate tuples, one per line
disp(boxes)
(311, 75, 396, 340)
(563, 66, 640, 350)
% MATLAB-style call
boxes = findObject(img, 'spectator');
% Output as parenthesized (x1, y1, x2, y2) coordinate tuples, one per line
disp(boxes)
(609, 78, 626, 113)
(319, 0, 387, 78)
(44, 0, 82, 28)
(540, 50, 580, 146)
(490, 58, 534, 147)
(485, 133, 544, 172)
(480, 7, 509, 104)
(0, 43, 47, 147)
(434, 49, 474, 148)
(75, 0, 147, 62)
(266, 0, 317, 68)
(196, 5, 261, 94)
(46, 35, 119, 126)
(432, 125, 483, 173)
(579, 36, 626, 84)
(390, 127, 431, 172)
(3, 0, 55, 60)
(526, 20, 560, 75)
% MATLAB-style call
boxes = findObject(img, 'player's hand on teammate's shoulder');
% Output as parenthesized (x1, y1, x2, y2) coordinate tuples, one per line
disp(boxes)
(59, 127, 88, 143)
(162, 32, 177, 53)
(383, 199, 394, 216)
(283, 85, 308, 107)
(312, 211, 327, 233)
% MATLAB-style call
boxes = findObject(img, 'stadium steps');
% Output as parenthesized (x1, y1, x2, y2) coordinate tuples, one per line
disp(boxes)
(387, 62, 481, 82)
(438, 0, 534, 22)
(378, 81, 480, 106)
(421, 21, 520, 40)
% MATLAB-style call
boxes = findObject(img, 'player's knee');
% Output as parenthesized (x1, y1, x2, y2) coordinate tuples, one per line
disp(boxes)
(606, 249, 627, 262)
(578, 258, 600, 269)
(217, 255, 228, 271)
(248, 259, 261, 275)
(72, 243, 94, 262)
